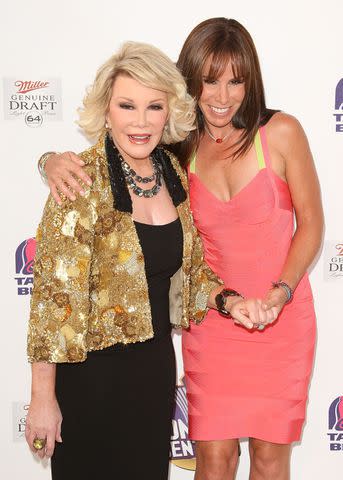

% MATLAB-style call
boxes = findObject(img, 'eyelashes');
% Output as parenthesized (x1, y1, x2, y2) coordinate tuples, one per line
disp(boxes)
(118, 103, 165, 110)
(149, 104, 164, 110)
(119, 103, 134, 110)
(203, 77, 245, 85)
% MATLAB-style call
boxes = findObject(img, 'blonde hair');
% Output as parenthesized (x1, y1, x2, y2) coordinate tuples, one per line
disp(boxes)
(78, 41, 195, 143)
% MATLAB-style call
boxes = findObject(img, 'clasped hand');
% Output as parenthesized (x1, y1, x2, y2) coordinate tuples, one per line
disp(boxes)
(227, 287, 288, 330)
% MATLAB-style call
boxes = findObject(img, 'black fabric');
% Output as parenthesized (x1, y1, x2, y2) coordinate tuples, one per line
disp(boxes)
(51, 218, 183, 480)
(52, 335, 176, 480)
(134, 218, 183, 339)
(105, 133, 187, 213)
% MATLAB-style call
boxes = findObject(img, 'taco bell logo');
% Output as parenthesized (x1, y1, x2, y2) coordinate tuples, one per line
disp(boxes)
(170, 383, 196, 470)
(14, 238, 36, 295)
(334, 78, 343, 132)
(327, 396, 343, 451)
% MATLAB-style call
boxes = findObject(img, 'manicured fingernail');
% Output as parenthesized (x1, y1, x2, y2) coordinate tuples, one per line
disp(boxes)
(86, 179, 92, 186)
(80, 190, 85, 196)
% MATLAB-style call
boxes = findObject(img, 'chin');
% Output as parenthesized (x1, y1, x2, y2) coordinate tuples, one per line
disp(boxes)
(207, 118, 233, 128)
(204, 113, 233, 126)
(122, 144, 156, 160)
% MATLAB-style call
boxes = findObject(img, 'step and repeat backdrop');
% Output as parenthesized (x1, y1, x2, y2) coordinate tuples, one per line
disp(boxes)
(1, 0, 342, 478)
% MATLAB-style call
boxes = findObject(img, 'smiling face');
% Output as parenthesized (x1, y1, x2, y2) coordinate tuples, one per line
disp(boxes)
(106, 74, 169, 163)
(198, 57, 245, 136)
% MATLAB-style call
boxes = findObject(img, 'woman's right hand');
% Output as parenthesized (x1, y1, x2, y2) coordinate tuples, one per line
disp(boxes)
(25, 395, 63, 459)
(227, 297, 278, 330)
(44, 152, 92, 205)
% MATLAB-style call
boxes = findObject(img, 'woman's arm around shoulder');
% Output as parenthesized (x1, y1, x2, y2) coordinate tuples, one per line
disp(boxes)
(39, 151, 93, 204)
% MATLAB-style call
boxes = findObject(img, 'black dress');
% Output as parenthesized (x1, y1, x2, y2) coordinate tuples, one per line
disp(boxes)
(51, 218, 183, 480)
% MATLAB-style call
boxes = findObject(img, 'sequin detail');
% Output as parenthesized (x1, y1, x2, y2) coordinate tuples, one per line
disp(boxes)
(27, 132, 221, 363)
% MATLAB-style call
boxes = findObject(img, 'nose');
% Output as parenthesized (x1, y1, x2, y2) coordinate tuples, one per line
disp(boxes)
(133, 108, 148, 128)
(215, 83, 229, 105)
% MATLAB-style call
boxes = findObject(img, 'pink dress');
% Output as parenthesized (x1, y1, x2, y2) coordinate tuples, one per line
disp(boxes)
(182, 127, 316, 444)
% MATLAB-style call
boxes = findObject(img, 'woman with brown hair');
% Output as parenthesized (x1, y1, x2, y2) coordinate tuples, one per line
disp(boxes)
(38, 18, 323, 480)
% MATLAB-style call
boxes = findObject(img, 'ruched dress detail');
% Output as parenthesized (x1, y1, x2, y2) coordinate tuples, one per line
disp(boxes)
(182, 127, 316, 444)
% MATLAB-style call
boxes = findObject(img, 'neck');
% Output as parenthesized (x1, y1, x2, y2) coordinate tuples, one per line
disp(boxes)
(204, 123, 235, 144)
(124, 155, 151, 170)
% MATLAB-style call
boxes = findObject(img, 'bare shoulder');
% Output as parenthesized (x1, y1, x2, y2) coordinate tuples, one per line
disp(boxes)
(266, 112, 309, 157)
(267, 111, 306, 139)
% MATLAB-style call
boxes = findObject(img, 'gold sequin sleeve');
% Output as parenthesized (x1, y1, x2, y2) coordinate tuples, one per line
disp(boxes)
(188, 220, 223, 324)
(27, 190, 96, 363)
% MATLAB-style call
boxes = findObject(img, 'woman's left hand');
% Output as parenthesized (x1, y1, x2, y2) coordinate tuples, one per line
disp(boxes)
(261, 287, 288, 324)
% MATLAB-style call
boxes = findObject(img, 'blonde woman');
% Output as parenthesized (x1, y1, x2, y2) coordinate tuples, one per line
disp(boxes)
(26, 41, 266, 480)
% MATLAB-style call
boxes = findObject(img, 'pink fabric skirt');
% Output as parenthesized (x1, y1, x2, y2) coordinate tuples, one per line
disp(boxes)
(182, 302, 316, 444)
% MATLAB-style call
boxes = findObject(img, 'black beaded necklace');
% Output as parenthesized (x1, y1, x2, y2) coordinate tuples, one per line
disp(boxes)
(110, 136, 162, 198)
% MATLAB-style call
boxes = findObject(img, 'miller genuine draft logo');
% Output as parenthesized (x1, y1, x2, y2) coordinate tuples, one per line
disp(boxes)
(324, 241, 343, 281)
(3, 77, 62, 127)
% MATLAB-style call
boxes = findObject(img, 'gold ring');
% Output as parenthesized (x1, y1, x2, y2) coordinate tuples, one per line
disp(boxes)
(33, 438, 46, 450)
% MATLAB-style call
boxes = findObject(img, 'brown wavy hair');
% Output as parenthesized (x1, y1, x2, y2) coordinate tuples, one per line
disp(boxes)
(170, 18, 269, 166)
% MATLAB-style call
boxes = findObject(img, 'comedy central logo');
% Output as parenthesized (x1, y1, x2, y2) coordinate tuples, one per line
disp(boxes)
(14, 238, 36, 295)
(334, 78, 343, 132)
(327, 396, 343, 451)
(170, 382, 196, 470)
(3, 78, 62, 127)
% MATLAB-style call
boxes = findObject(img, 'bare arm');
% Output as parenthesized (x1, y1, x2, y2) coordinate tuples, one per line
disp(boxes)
(263, 113, 324, 310)
(25, 362, 62, 459)
(41, 152, 92, 205)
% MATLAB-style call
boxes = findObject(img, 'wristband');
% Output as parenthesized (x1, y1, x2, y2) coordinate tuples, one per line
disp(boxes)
(38, 151, 57, 183)
(272, 280, 293, 303)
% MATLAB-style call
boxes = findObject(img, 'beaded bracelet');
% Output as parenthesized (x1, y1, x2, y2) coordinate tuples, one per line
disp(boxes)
(272, 280, 293, 303)
(37, 151, 57, 183)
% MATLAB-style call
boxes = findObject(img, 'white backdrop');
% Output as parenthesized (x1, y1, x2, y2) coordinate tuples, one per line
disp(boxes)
(1, 0, 342, 478)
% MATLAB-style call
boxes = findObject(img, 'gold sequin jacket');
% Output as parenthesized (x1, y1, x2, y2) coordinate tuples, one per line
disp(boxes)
(28, 133, 222, 363)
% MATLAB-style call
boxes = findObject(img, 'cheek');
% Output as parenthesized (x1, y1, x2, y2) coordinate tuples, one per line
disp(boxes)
(237, 86, 245, 102)
(199, 86, 210, 103)
(153, 111, 169, 131)
(107, 108, 128, 129)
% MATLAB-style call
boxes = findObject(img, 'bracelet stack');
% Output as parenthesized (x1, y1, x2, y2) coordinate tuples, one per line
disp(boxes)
(272, 280, 293, 303)
(37, 151, 57, 183)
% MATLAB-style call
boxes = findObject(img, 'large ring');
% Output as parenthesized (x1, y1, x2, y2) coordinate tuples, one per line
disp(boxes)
(33, 438, 46, 450)
(257, 324, 265, 331)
